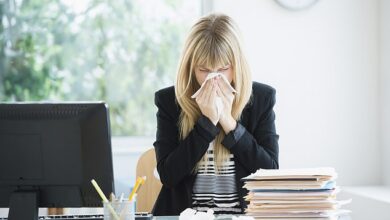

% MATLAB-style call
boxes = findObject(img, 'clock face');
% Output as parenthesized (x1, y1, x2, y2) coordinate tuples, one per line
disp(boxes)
(275, 0, 319, 11)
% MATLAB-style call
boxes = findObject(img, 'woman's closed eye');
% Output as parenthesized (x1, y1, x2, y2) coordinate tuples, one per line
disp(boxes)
(217, 66, 230, 72)
(198, 66, 229, 73)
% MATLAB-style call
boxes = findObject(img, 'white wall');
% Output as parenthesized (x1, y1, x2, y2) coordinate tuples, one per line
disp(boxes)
(212, 0, 381, 185)
(380, 0, 390, 186)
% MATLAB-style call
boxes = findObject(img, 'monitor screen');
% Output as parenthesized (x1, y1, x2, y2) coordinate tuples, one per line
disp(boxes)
(0, 102, 114, 219)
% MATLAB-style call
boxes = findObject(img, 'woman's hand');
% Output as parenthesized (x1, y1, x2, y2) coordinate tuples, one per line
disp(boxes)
(216, 76, 237, 133)
(195, 79, 219, 125)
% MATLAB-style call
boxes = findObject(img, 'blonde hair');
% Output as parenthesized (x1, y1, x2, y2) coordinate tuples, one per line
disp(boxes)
(175, 13, 252, 172)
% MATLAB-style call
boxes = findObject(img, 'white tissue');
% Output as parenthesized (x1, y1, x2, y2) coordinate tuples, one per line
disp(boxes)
(179, 208, 214, 220)
(191, 72, 236, 119)
(231, 216, 255, 220)
(179, 208, 256, 220)
(179, 208, 197, 220)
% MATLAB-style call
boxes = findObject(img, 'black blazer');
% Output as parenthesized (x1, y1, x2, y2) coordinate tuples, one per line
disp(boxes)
(152, 82, 279, 216)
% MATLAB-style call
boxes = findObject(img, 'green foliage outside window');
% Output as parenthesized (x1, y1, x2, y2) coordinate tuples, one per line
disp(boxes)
(0, 0, 200, 136)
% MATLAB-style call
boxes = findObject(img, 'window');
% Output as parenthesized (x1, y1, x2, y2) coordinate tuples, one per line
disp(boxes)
(0, 0, 202, 136)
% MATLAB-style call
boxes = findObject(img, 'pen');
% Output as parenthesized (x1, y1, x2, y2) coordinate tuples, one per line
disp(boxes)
(119, 176, 147, 219)
(110, 192, 116, 202)
(91, 179, 120, 220)
(128, 176, 146, 201)
(119, 193, 124, 202)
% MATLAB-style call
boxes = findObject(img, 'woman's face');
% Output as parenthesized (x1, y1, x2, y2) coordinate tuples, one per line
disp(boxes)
(194, 64, 233, 86)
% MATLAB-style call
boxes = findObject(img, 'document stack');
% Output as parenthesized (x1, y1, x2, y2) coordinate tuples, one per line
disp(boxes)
(242, 167, 351, 220)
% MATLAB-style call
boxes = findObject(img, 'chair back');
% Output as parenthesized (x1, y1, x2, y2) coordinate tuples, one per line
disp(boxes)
(135, 148, 162, 212)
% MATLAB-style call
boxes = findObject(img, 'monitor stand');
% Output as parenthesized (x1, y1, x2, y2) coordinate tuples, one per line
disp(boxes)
(8, 190, 39, 220)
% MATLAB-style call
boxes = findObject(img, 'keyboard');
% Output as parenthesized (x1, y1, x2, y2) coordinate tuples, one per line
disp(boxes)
(0, 212, 153, 220)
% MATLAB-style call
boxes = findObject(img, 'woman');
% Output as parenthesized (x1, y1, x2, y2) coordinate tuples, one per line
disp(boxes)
(152, 13, 279, 216)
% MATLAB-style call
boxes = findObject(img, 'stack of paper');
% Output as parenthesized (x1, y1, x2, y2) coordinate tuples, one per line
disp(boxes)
(242, 167, 351, 220)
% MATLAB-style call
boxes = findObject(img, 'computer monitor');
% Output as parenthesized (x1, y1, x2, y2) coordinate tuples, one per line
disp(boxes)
(0, 102, 115, 220)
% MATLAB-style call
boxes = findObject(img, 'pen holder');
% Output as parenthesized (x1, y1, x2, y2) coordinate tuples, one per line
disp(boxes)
(103, 199, 136, 220)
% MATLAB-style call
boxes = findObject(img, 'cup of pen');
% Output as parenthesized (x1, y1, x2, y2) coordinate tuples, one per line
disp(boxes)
(103, 198, 136, 220)
(91, 177, 145, 220)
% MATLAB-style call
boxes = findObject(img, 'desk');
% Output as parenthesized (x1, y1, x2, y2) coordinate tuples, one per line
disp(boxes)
(153, 216, 351, 220)
(154, 217, 177, 220)
(0, 214, 352, 220)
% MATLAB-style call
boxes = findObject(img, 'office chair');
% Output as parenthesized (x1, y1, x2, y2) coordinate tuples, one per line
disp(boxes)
(135, 148, 162, 212)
